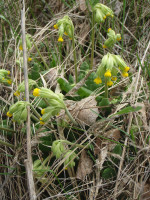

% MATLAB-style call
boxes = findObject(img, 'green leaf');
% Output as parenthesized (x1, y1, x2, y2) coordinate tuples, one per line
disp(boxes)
(77, 87, 92, 97)
(101, 167, 116, 179)
(57, 78, 73, 93)
(112, 144, 122, 156)
(111, 106, 142, 117)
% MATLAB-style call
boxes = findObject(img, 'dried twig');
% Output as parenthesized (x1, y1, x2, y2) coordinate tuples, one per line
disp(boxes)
(21, 1, 36, 199)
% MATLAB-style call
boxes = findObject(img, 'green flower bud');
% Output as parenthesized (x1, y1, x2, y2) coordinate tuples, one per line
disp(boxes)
(63, 150, 78, 168)
(33, 159, 50, 182)
(93, 3, 114, 23)
(95, 53, 129, 84)
(51, 140, 65, 159)
(20, 108, 28, 121)
(17, 79, 37, 93)
(8, 101, 29, 123)
(55, 15, 74, 41)
(19, 34, 32, 51)
(103, 29, 121, 48)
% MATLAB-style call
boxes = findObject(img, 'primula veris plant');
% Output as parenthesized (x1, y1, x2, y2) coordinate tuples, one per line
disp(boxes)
(51, 140, 65, 159)
(103, 28, 121, 49)
(0, 69, 12, 85)
(93, 3, 114, 23)
(33, 159, 50, 183)
(63, 150, 77, 168)
(33, 87, 65, 107)
(19, 34, 32, 51)
(14, 79, 37, 97)
(90, 3, 114, 69)
(7, 101, 29, 123)
(54, 15, 78, 83)
(94, 53, 130, 97)
(51, 140, 78, 168)
(33, 87, 77, 125)
(54, 15, 74, 42)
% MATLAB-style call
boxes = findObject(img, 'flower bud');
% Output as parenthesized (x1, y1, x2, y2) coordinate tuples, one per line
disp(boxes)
(8, 101, 29, 123)
(55, 15, 74, 42)
(93, 3, 114, 23)
(51, 140, 65, 159)
(63, 150, 78, 168)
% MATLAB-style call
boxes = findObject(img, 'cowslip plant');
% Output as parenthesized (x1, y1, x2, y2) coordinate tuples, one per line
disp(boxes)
(33, 159, 50, 183)
(33, 87, 77, 125)
(51, 140, 78, 168)
(54, 15, 78, 83)
(94, 53, 130, 98)
(90, 3, 114, 69)
(103, 28, 121, 49)
(19, 34, 32, 51)
(14, 79, 37, 97)
(51, 140, 65, 159)
(0, 69, 12, 85)
(7, 101, 29, 123)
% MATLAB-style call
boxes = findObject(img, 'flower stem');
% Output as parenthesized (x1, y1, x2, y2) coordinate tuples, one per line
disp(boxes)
(105, 78, 108, 98)
(72, 34, 78, 83)
(30, 104, 41, 119)
(90, 12, 95, 70)
(60, 140, 89, 149)
(64, 107, 78, 126)
(33, 40, 49, 70)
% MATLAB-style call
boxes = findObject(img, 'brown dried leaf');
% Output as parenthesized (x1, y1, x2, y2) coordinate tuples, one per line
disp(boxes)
(76, 150, 93, 180)
(77, 0, 87, 11)
(71, 96, 99, 126)
(140, 183, 150, 200)
(103, 129, 121, 141)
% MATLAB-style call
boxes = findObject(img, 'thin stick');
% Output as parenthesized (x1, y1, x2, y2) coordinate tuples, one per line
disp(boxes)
(21, 2, 36, 200)
(90, 12, 95, 69)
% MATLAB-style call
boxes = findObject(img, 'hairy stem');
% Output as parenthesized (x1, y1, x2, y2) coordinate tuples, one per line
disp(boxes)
(64, 107, 78, 126)
(105, 78, 108, 98)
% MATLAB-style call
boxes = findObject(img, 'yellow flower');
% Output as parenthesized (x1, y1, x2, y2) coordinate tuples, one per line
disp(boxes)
(7, 111, 12, 117)
(124, 66, 130, 72)
(104, 70, 111, 77)
(122, 72, 128, 77)
(2, 77, 5, 80)
(40, 120, 45, 125)
(107, 80, 113, 86)
(14, 91, 20, 97)
(41, 109, 45, 115)
(53, 24, 58, 29)
(94, 77, 102, 84)
(111, 77, 117, 81)
(117, 37, 121, 41)
(103, 15, 106, 20)
(103, 44, 107, 49)
(19, 45, 23, 50)
(64, 32, 68, 36)
(106, 13, 111, 17)
(7, 80, 12, 85)
(33, 88, 40, 96)
(28, 57, 32, 62)
(108, 28, 112, 32)
(7, 71, 10, 75)
(58, 36, 64, 42)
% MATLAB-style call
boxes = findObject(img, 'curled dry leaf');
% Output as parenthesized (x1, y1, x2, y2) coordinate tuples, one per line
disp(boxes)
(44, 67, 58, 87)
(140, 183, 150, 200)
(76, 0, 87, 11)
(70, 96, 99, 126)
(76, 150, 93, 180)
